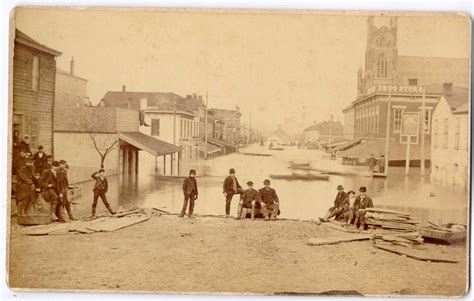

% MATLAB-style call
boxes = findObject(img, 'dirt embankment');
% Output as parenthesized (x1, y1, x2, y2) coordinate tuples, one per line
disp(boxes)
(7, 215, 468, 297)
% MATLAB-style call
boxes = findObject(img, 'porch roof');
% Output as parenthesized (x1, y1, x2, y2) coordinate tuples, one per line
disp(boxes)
(119, 132, 181, 156)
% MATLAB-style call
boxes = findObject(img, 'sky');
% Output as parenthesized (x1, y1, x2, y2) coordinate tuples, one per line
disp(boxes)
(13, 8, 470, 136)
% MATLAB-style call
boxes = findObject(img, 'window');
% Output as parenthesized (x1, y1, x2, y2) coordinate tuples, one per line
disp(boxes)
(377, 53, 388, 78)
(422, 109, 431, 134)
(455, 118, 460, 150)
(443, 118, 448, 149)
(151, 119, 160, 136)
(32, 56, 40, 91)
(408, 78, 418, 86)
(433, 119, 438, 148)
(393, 109, 402, 132)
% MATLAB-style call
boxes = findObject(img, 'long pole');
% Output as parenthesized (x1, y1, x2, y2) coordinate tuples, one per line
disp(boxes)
(405, 141, 411, 176)
(384, 91, 391, 175)
(204, 92, 208, 160)
(420, 86, 426, 176)
(329, 115, 332, 145)
(173, 96, 176, 145)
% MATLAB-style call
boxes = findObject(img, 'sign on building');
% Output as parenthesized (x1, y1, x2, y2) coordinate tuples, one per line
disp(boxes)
(400, 112, 419, 144)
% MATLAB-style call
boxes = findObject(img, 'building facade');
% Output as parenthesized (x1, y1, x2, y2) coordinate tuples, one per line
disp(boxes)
(431, 90, 469, 188)
(211, 107, 242, 146)
(12, 30, 61, 154)
(54, 57, 89, 109)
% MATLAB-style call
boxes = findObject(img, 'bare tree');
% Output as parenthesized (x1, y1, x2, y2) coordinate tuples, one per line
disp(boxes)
(88, 132, 118, 168)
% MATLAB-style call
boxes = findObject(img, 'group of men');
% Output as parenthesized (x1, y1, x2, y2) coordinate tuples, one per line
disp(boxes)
(320, 185, 374, 230)
(367, 153, 385, 174)
(180, 168, 280, 221)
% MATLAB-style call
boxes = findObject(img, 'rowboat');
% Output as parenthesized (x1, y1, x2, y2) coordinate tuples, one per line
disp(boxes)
(269, 173, 329, 181)
(418, 223, 467, 244)
(269, 147, 284, 151)
(242, 152, 272, 157)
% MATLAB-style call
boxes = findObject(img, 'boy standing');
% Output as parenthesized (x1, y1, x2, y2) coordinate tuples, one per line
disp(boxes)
(180, 169, 198, 218)
(91, 168, 115, 217)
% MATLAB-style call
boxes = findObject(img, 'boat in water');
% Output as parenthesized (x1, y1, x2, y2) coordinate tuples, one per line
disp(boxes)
(418, 222, 467, 244)
(269, 173, 329, 181)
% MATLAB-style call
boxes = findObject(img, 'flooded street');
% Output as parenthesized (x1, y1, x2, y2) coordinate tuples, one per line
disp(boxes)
(70, 145, 468, 225)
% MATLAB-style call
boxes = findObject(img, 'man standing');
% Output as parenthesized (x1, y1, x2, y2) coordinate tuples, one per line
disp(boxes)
(367, 154, 377, 173)
(377, 154, 385, 173)
(222, 168, 241, 217)
(237, 181, 258, 220)
(18, 135, 32, 157)
(180, 169, 198, 218)
(91, 168, 116, 217)
(320, 185, 348, 222)
(258, 179, 279, 221)
(33, 146, 48, 175)
(40, 161, 65, 222)
(58, 160, 75, 220)
(16, 158, 36, 216)
(353, 186, 374, 230)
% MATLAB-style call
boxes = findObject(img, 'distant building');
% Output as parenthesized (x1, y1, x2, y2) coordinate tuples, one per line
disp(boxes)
(55, 57, 90, 110)
(12, 29, 61, 154)
(431, 87, 469, 188)
(303, 121, 344, 146)
(341, 17, 469, 165)
(211, 107, 242, 147)
(267, 129, 292, 145)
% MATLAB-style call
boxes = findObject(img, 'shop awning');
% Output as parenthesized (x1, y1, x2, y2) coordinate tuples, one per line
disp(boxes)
(338, 139, 430, 161)
(196, 141, 222, 154)
(119, 132, 181, 156)
(327, 139, 362, 153)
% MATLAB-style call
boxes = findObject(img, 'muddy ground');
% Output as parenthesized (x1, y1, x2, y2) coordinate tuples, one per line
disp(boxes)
(7, 215, 468, 297)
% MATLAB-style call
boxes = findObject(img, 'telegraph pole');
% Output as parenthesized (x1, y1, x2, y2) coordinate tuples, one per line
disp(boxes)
(204, 92, 208, 160)
(173, 96, 176, 145)
(420, 86, 426, 176)
(384, 90, 392, 175)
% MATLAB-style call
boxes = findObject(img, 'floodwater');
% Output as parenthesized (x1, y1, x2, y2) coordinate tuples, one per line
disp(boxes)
(71, 144, 468, 225)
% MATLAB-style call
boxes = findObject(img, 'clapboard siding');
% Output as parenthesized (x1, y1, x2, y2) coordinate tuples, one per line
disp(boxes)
(12, 41, 58, 154)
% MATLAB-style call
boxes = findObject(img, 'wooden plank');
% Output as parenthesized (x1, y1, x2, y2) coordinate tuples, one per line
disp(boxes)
(373, 244, 460, 263)
(324, 221, 363, 234)
(365, 208, 411, 216)
(308, 235, 370, 246)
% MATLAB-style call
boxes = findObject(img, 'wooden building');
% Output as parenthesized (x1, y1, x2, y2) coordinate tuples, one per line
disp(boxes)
(12, 29, 61, 154)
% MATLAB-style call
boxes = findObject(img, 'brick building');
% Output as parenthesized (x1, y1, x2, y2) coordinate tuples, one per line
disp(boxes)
(55, 57, 89, 110)
(12, 29, 61, 154)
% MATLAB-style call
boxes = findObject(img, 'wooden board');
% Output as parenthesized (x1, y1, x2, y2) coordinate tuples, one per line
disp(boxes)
(308, 235, 370, 246)
(365, 208, 411, 216)
(373, 244, 460, 263)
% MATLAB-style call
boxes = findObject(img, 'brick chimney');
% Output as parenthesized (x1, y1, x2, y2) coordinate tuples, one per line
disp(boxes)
(70, 57, 75, 75)
(122, 85, 126, 92)
(443, 82, 453, 96)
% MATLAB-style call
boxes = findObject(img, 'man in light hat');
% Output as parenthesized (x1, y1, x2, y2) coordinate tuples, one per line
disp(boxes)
(222, 168, 242, 217)
(236, 180, 258, 220)
(320, 184, 348, 222)
(180, 169, 198, 218)
(257, 179, 279, 221)
(353, 186, 374, 230)
(58, 160, 75, 220)
(40, 160, 65, 222)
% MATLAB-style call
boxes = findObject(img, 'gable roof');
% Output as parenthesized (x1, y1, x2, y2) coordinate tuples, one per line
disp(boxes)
(269, 129, 291, 141)
(425, 83, 470, 111)
(15, 29, 61, 56)
(304, 121, 343, 135)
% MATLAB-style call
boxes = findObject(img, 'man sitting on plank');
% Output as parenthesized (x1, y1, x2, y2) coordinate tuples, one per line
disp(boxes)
(352, 186, 374, 230)
(236, 181, 258, 220)
(342, 190, 356, 227)
(319, 185, 347, 222)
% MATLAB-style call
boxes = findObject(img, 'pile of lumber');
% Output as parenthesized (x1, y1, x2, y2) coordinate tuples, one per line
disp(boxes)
(365, 208, 423, 248)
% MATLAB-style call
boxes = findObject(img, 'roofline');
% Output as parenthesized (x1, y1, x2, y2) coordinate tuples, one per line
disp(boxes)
(56, 69, 88, 82)
(398, 55, 470, 61)
(15, 33, 62, 57)
(144, 109, 196, 117)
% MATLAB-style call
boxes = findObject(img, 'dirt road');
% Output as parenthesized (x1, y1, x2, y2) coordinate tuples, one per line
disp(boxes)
(7, 215, 467, 296)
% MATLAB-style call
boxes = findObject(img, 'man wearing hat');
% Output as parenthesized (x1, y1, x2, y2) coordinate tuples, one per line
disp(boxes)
(377, 154, 385, 173)
(33, 145, 48, 175)
(18, 135, 32, 157)
(222, 168, 242, 217)
(40, 160, 65, 222)
(367, 154, 377, 173)
(257, 179, 279, 221)
(236, 180, 258, 220)
(352, 186, 374, 230)
(58, 160, 75, 220)
(320, 185, 348, 222)
(180, 169, 198, 218)
(91, 168, 115, 216)
(15, 157, 36, 216)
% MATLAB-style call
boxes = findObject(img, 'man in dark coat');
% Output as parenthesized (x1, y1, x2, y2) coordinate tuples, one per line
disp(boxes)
(33, 145, 48, 175)
(91, 168, 115, 217)
(40, 160, 65, 222)
(58, 160, 75, 220)
(16, 158, 36, 216)
(236, 181, 258, 220)
(180, 169, 198, 218)
(18, 135, 32, 157)
(222, 168, 242, 217)
(367, 154, 377, 173)
(320, 185, 348, 222)
(258, 179, 279, 221)
(353, 186, 374, 230)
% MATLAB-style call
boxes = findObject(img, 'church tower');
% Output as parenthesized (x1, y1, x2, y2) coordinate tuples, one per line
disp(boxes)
(361, 16, 399, 93)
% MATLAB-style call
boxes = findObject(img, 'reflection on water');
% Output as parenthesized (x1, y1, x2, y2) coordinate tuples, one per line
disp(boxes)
(71, 145, 468, 225)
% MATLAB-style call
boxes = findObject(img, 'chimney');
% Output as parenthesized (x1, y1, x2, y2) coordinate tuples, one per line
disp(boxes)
(122, 85, 126, 92)
(443, 83, 453, 96)
(70, 57, 75, 75)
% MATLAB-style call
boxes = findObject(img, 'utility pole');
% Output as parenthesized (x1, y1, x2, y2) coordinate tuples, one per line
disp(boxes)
(329, 115, 333, 145)
(173, 96, 176, 145)
(204, 92, 208, 160)
(384, 90, 392, 175)
(420, 86, 426, 176)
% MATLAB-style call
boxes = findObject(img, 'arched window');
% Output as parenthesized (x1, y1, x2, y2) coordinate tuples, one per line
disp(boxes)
(377, 53, 388, 78)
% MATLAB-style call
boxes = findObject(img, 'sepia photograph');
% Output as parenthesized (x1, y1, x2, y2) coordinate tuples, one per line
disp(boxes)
(5, 6, 471, 297)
